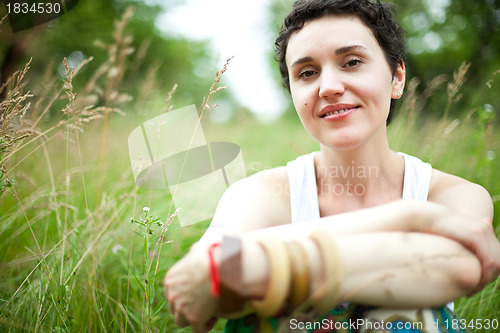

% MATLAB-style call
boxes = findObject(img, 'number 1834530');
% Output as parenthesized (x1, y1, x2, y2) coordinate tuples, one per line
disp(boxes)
(6, 2, 62, 15)
(435, 318, 498, 331)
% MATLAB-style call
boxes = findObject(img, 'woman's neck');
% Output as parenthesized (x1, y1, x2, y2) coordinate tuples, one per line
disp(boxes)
(314, 135, 404, 210)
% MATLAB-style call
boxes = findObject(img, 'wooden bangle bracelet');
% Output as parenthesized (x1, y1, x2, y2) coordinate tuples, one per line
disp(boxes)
(309, 229, 343, 313)
(284, 240, 310, 311)
(250, 235, 291, 317)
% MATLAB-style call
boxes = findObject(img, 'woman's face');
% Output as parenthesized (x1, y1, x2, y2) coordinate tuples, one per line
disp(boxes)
(286, 15, 405, 150)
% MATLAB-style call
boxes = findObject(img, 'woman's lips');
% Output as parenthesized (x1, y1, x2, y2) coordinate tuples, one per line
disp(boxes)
(320, 105, 360, 120)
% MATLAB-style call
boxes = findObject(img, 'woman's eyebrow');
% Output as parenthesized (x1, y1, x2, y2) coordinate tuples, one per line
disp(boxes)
(335, 44, 367, 55)
(290, 56, 313, 69)
(290, 45, 368, 69)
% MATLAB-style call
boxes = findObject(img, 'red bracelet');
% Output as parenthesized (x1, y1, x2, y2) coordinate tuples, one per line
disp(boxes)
(208, 242, 221, 297)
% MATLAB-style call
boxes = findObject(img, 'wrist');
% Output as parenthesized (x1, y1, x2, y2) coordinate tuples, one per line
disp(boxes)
(402, 201, 442, 232)
(415, 201, 449, 233)
(241, 240, 269, 298)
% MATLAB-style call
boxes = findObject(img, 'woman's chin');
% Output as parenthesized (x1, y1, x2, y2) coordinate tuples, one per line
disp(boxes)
(318, 134, 364, 151)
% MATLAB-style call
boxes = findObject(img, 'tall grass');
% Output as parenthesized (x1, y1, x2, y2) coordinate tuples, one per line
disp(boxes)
(0, 9, 499, 333)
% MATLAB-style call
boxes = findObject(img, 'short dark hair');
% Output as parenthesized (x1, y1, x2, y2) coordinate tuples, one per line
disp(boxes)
(275, 0, 406, 124)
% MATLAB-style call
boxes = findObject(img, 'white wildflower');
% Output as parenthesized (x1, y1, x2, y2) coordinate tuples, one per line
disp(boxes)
(143, 207, 150, 213)
(487, 150, 496, 161)
(112, 244, 124, 254)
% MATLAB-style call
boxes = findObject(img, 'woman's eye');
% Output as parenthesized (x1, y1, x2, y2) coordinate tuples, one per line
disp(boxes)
(344, 59, 362, 68)
(298, 70, 317, 79)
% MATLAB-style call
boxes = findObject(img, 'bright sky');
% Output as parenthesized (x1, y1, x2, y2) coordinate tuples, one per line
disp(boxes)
(154, 0, 289, 122)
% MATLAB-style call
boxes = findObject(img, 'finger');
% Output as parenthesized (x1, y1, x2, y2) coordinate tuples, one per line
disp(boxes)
(191, 316, 218, 333)
(164, 285, 174, 305)
(206, 317, 218, 331)
(169, 300, 175, 315)
(174, 306, 189, 327)
(470, 252, 495, 295)
(481, 264, 494, 288)
(166, 290, 178, 316)
(191, 320, 209, 333)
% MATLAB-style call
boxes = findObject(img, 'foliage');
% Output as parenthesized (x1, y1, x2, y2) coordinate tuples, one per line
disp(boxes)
(0, 0, 211, 114)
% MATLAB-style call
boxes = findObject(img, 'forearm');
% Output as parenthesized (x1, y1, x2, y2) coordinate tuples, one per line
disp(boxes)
(239, 231, 480, 308)
(234, 200, 443, 243)
(324, 200, 446, 235)
(335, 232, 479, 306)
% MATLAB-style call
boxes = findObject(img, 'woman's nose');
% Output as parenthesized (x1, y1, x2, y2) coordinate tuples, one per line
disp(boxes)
(318, 69, 345, 99)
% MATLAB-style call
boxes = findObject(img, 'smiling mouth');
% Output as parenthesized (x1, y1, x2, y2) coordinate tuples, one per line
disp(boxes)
(321, 106, 360, 118)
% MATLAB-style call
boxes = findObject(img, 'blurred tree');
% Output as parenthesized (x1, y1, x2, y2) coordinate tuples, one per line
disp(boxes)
(0, 0, 211, 110)
(394, 0, 500, 114)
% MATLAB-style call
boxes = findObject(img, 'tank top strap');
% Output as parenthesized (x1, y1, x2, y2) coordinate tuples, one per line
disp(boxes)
(286, 152, 320, 224)
(398, 152, 433, 201)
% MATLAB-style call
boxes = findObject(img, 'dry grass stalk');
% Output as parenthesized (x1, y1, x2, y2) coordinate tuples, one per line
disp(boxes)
(0, 14, 7, 32)
(135, 60, 160, 108)
(91, 7, 136, 207)
(130, 39, 152, 83)
(399, 77, 419, 132)
(420, 74, 448, 108)
(0, 47, 125, 196)
(162, 83, 178, 113)
(444, 62, 470, 119)
(201, 56, 233, 111)
(152, 208, 180, 277)
(165, 58, 233, 219)
(0, 59, 41, 195)
(60, 57, 123, 133)
(89, 7, 135, 106)
(486, 69, 500, 89)
(0, 60, 38, 148)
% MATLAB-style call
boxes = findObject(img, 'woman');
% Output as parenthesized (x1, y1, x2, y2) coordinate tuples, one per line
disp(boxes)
(164, 0, 500, 332)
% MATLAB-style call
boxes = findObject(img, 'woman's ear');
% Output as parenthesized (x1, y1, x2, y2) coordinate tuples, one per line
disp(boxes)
(391, 62, 406, 99)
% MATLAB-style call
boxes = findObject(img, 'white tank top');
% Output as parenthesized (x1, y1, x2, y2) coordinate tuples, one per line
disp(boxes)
(287, 152, 432, 223)
(286, 151, 454, 311)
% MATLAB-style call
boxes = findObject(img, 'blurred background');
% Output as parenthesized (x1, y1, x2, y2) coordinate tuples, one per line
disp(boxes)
(0, 0, 499, 332)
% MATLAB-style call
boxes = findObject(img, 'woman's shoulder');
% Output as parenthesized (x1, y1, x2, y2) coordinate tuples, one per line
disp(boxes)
(230, 167, 291, 211)
(212, 167, 292, 232)
(233, 166, 289, 192)
(428, 169, 493, 218)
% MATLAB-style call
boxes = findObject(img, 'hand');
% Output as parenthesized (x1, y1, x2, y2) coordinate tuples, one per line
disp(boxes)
(427, 210, 500, 293)
(459, 217, 500, 294)
(164, 242, 219, 332)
